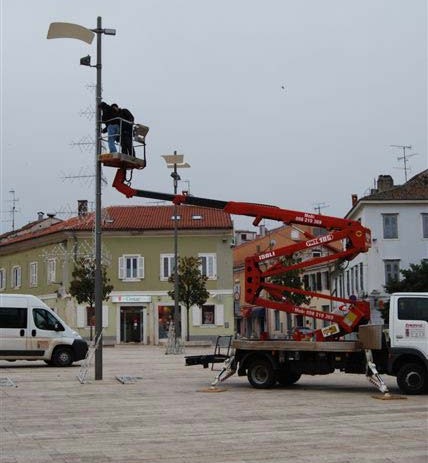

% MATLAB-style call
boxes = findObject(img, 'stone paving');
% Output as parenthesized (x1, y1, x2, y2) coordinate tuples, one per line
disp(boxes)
(0, 345, 427, 463)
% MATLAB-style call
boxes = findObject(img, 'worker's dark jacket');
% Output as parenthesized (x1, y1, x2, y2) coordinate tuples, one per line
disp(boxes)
(120, 108, 134, 133)
(100, 102, 120, 126)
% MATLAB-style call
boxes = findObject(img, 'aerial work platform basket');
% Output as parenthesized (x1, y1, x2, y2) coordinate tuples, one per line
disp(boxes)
(100, 123, 149, 170)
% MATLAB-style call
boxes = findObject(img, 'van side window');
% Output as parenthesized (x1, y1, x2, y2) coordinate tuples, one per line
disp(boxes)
(33, 308, 64, 331)
(397, 297, 428, 322)
(0, 307, 27, 328)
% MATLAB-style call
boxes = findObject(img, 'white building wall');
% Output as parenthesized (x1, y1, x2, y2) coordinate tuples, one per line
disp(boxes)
(347, 202, 428, 297)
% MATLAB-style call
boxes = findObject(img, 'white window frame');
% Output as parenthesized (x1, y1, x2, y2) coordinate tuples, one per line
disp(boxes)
(192, 304, 224, 327)
(0, 268, 6, 290)
(422, 213, 428, 239)
(198, 253, 217, 280)
(382, 213, 398, 239)
(384, 259, 400, 285)
(47, 258, 56, 284)
(11, 266, 21, 289)
(29, 262, 38, 287)
(119, 255, 144, 281)
(160, 253, 175, 281)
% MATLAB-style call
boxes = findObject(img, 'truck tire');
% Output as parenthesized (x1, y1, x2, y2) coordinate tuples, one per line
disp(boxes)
(396, 363, 427, 395)
(247, 359, 275, 389)
(277, 371, 301, 386)
(51, 347, 73, 367)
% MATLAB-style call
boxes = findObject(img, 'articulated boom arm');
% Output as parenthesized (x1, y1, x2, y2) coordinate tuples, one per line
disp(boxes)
(112, 168, 371, 340)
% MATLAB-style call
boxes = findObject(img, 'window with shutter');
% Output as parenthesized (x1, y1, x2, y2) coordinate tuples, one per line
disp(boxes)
(11, 266, 21, 289)
(160, 254, 175, 280)
(198, 253, 217, 280)
(119, 255, 144, 281)
(192, 306, 201, 326)
(0, 268, 5, 290)
(29, 262, 38, 287)
(47, 259, 56, 283)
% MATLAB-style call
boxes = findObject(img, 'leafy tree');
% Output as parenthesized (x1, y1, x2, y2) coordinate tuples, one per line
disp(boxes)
(380, 260, 428, 323)
(69, 257, 113, 317)
(168, 256, 210, 341)
(268, 256, 311, 306)
(268, 256, 311, 329)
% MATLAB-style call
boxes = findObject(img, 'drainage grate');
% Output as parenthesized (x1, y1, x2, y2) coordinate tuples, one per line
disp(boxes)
(115, 375, 143, 384)
(0, 377, 16, 387)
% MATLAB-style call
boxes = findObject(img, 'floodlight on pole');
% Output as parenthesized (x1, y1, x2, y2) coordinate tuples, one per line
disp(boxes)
(47, 17, 116, 380)
(162, 151, 190, 341)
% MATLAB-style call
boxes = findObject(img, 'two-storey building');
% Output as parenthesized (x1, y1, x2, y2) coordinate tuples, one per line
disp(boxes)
(335, 169, 428, 322)
(0, 203, 234, 345)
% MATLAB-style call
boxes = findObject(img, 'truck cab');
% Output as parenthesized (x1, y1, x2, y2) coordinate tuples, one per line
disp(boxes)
(387, 292, 428, 394)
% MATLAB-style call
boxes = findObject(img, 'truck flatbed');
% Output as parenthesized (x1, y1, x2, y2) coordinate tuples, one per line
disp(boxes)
(232, 339, 362, 352)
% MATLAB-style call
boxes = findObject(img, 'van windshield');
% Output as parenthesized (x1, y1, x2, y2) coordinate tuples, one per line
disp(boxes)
(33, 308, 64, 331)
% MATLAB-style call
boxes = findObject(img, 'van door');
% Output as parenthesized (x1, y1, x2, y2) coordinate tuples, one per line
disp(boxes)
(27, 307, 65, 356)
(391, 295, 428, 357)
(0, 306, 28, 356)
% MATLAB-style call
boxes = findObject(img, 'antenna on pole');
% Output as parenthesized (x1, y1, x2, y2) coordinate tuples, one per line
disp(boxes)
(8, 189, 19, 231)
(390, 145, 419, 182)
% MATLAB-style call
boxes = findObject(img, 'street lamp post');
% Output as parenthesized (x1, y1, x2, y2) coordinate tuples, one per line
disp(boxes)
(162, 152, 190, 340)
(47, 17, 116, 380)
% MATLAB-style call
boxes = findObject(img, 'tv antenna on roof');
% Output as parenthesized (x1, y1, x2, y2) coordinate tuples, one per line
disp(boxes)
(390, 145, 419, 182)
(313, 202, 329, 215)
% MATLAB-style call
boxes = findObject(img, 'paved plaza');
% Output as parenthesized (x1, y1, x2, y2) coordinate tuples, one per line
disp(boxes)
(1, 345, 427, 463)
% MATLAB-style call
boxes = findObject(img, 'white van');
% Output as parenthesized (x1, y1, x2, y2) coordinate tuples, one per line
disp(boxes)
(0, 294, 88, 366)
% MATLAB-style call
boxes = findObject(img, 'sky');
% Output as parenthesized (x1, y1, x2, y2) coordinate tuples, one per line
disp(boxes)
(1, 0, 427, 233)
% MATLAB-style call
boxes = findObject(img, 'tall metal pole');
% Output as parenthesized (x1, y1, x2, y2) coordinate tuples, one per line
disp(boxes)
(173, 151, 180, 338)
(94, 16, 103, 380)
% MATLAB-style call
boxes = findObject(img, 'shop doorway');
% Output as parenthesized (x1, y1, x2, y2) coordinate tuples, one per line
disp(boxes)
(120, 306, 144, 343)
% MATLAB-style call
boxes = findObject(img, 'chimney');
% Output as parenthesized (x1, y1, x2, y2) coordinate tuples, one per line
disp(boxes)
(37, 212, 44, 221)
(259, 224, 267, 237)
(377, 175, 394, 192)
(47, 213, 55, 218)
(351, 194, 358, 207)
(78, 200, 88, 217)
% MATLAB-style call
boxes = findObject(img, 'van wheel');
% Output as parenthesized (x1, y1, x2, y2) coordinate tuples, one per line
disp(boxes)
(277, 371, 301, 386)
(247, 359, 275, 389)
(52, 348, 73, 367)
(397, 363, 427, 395)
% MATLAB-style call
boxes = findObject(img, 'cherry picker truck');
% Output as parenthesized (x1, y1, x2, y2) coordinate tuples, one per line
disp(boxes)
(101, 154, 428, 396)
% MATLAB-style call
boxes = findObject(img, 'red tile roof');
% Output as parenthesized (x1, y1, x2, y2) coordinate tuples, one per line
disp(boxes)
(0, 205, 233, 247)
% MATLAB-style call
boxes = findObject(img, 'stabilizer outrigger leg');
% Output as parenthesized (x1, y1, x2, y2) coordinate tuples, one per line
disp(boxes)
(365, 349, 390, 396)
(211, 355, 237, 387)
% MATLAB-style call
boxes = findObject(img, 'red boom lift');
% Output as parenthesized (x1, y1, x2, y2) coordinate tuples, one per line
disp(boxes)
(106, 162, 372, 342)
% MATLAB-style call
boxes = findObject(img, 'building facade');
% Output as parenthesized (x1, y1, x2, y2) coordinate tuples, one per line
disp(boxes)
(0, 204, 234, 345)
(335, 170, 428, 323)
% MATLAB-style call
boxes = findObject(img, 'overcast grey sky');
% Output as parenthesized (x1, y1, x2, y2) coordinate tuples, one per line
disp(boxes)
(1, 0, 427, 233)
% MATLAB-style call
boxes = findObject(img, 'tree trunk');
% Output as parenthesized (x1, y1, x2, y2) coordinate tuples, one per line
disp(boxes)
(186, 306, 190, 342)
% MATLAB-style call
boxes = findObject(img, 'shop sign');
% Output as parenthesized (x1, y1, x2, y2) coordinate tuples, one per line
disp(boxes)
(111, 295, 152, 303)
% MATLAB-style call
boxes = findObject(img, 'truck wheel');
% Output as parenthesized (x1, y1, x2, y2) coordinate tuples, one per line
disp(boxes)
(247, 359, 275, 389)
(397, 363, 427, 395)
(52, 348, 73, 367)
(277, 371, 301, 386)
